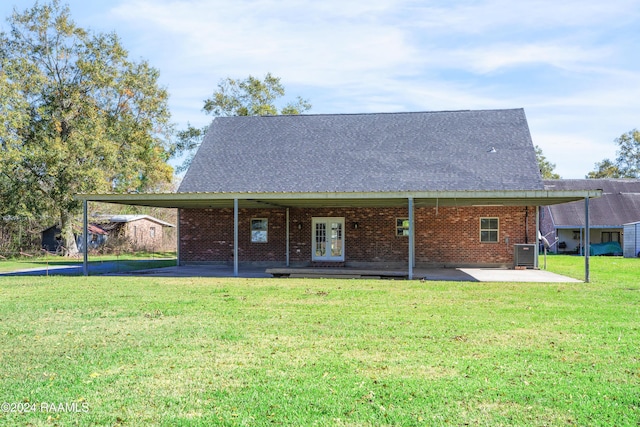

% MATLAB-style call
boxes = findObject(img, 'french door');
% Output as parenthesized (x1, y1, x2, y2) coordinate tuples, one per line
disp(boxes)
(312, 217, 344, 261)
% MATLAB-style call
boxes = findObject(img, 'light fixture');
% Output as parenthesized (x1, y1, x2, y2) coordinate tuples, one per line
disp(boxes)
(352, 222, 359, 229)
(297, 223, 302, 230)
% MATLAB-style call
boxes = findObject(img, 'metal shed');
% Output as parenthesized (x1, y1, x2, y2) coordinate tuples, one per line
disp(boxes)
(623, 221, 640, 258)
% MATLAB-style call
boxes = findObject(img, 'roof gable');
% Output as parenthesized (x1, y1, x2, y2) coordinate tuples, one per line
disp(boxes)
(178, 109, 543, 194)
(544, 179, 640, 226)
(108, 215, 175, 227)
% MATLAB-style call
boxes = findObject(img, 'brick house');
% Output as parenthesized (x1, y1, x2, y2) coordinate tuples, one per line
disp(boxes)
(100, 215, 176, 251)
(541, 179, 640, 254)
(78, 109, 599, 278)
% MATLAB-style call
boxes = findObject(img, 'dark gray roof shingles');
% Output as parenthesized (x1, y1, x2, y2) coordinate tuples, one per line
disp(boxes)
(544, 179, 640, 226)
(179, 109, 543, 193)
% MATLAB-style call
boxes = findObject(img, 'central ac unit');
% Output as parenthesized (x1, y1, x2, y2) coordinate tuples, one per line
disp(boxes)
(514, 244, 536, 268)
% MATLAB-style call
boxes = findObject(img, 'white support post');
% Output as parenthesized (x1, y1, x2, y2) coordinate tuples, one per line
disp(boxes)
(176, 209, 181, 266)
(585, 197, 590, 283)
(234, 198, 239, 277)
(286, 208, 290, 267)
(408, 197, 415, 280)
(579, 229, 583, 256)
(83, 199, 88, 276)
(535, 206, 540, 269)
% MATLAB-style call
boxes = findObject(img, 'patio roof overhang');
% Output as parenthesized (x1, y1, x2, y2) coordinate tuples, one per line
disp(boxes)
(75, 189, 602, 209)
(76, 189, 601, 282)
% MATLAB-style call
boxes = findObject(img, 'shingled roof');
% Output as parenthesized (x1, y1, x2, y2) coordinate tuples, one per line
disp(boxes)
(544, 179, 640, 227)
(178, 109, 543, 194)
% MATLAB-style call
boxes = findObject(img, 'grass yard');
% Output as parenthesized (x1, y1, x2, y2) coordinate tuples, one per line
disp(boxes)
(0, 257, 638, 426)
(0, 253, 177, 274)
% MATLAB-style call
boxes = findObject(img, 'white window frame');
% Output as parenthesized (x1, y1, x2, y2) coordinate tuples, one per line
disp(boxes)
(312, 217, 345, 261)
(480, 217, 499, 243)
(251, 218, 268, 243)
(396, 218, 409, 236)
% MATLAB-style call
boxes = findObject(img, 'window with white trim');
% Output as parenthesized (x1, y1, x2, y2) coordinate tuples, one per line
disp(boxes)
(396, 218, 409, 236)
(480, 218, 499, 243)
(251, 218, 268, 243)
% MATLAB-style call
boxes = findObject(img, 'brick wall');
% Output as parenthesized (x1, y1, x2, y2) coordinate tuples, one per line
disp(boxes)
(122, 219, 176, 252)
(179, 206, 537, 266)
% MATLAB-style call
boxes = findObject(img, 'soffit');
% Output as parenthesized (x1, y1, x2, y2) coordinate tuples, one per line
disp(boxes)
(76, 190, 602, 209)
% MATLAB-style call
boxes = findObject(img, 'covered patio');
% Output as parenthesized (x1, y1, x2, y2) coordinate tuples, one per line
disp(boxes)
(104, 263, 581, 282)
(77, 188, 601, 282)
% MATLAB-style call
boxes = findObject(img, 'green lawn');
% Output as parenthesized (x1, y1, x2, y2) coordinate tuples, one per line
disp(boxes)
(0, 252, 177, 274)
(0, 256, 638, 426)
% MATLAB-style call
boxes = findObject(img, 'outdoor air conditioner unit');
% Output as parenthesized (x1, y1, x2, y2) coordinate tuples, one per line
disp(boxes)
(514, 244, 536, 268)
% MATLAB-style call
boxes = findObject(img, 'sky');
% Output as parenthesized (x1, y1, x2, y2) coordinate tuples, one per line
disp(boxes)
(2, 0, 639, 178)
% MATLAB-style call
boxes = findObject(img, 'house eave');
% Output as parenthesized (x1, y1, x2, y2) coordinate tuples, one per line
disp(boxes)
(553, 225, 623, 229)
(75, 189, 602, 209)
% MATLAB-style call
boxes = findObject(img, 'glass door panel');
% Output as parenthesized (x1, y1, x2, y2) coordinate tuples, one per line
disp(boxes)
(315, 222, 326, 257)
(312, 217, 344, 261)
(330, 222, 343, 257)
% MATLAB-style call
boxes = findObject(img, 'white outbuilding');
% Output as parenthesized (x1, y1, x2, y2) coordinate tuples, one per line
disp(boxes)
(623, 221, 640, 258)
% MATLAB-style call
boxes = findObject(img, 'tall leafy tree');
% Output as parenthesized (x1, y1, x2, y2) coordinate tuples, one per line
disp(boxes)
(0, 1, 173, 255)
(175, 73, 311, 172)
(586, 159, 624, 178)
(613, 129, 640, 177)
(587, 129, 640, 178)
(202, 73, 311, 117)
(534, 145, 560, 179)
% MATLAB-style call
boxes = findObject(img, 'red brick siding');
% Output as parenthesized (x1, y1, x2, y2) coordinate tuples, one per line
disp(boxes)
(179, 209, 287, 262)
(179, 206, 537, 266)
(122, 219, 176, 251)
(413, 206, 535, 265)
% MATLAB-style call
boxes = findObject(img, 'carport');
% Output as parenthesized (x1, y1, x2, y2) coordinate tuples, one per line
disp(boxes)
(77, 188, 601, 281)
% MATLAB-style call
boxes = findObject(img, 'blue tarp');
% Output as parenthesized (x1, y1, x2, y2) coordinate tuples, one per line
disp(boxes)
(589, 241, 623, 256)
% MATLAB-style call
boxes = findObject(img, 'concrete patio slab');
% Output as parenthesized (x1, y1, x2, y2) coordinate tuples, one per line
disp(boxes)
(419, 268, 582, 283)
(110, 265, 582, 283)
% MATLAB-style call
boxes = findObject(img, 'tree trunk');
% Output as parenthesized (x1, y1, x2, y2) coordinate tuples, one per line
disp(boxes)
(60, 211, 79, 256)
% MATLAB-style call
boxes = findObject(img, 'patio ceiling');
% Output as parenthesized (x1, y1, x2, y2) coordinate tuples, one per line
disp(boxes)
(76, 189, 602, 209)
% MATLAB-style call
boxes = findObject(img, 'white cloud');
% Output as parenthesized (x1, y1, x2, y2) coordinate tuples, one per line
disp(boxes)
(443, 43, 610, 74)
(410, 0, 640, 35)
(2, 0, 639, 178)
(110, 0, 420, 87)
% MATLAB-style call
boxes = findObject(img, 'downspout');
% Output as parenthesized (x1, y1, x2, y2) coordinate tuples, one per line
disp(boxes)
(524, 206, 529, 244)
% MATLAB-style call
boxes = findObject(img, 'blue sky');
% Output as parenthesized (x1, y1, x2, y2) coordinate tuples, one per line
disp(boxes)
(2, 0, 639, 178)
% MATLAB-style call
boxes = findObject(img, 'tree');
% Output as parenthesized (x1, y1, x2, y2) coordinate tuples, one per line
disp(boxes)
(587, 129, 640, 178)
(0, 1, 173, 255)
(613, 129, 640, 177)
(175, 73, 311, 172)
(202, 73, 311, 117)
(586, 159, 624, 178)
(535, 145, 560, 179)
